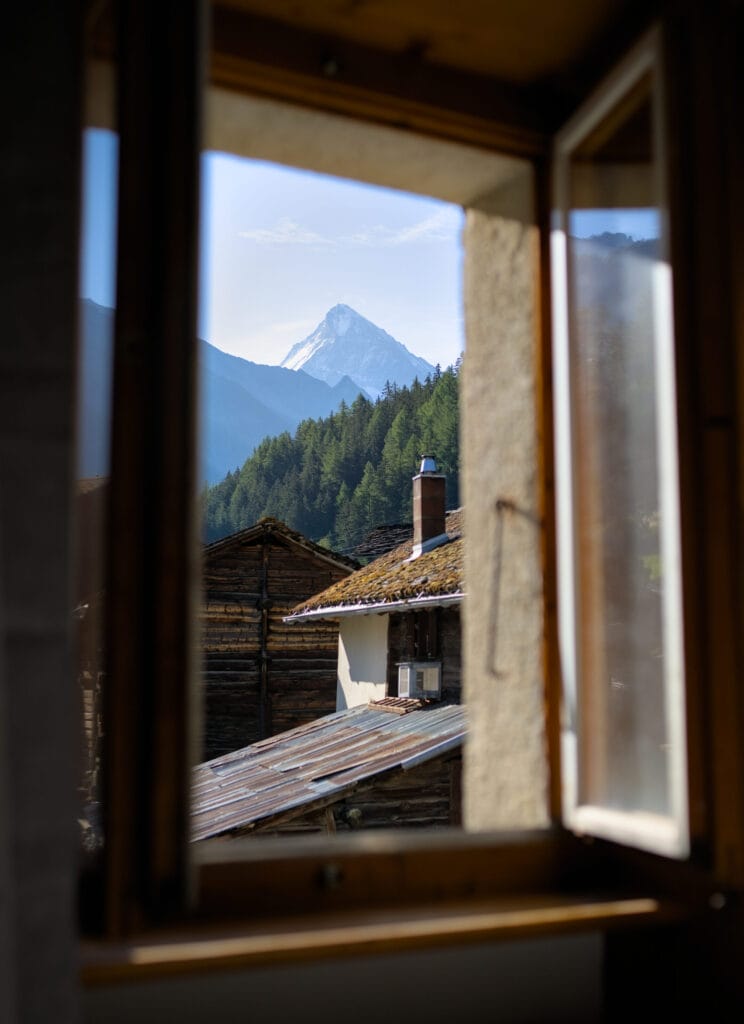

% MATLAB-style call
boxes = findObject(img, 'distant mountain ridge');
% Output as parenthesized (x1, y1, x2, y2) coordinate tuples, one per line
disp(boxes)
(203, 362, 460, 548)
(201, 340, 363, 483)
(77, 300, 365, 484)
(281, 303, 435, 399)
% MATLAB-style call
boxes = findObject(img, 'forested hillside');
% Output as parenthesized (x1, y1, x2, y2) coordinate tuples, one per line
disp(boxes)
(202, 362, 460, 552)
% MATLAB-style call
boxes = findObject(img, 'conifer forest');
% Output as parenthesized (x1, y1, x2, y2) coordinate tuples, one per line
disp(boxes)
(202, 362, 460, 553)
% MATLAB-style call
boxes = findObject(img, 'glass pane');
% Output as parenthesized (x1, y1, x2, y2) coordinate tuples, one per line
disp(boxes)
(76, 119, 118, 860)
(563, 70, 683, 823)
(568, 83, 665, 811)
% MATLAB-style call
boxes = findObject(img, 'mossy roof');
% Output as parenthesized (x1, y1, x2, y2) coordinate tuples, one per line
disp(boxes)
(288, 509, 464, 616)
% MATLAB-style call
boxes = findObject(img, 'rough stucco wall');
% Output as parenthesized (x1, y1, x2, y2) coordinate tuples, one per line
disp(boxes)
(336, 615, 389, 709)
(204, 86, 523, 207)
(462, 168, 549, 829)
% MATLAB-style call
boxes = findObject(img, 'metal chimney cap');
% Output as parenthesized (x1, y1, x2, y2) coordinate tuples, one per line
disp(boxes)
(419, 455, 438, 474)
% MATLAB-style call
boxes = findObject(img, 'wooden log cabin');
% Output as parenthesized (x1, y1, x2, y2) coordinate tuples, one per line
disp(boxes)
(200, 517, 358, 759)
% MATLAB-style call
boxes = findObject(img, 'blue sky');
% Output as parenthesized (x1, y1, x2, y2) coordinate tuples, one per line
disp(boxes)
(570, 208, 659, 240)
(200, 153, 465, 368)
(81, 129, 661, 370)
(80, 129, 465, 369)
(80, 130, 118, 311)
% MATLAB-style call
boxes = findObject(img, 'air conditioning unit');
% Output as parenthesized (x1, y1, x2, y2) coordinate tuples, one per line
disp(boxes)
(397, 661, 442, 699)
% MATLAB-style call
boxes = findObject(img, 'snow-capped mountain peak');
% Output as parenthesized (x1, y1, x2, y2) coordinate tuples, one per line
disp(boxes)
(326, 303, 354, 335)
(280, 304, 434, 398)
(280, 334, 325, 373)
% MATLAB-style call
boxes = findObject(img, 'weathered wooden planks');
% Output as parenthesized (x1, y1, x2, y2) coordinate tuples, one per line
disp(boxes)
(199, 522, 355, 759)
(254, 755, 462, 836)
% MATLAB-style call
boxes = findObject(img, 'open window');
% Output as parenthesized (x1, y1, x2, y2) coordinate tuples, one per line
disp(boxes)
(78, 4, 744, 977)
(551, 28, 688, 857)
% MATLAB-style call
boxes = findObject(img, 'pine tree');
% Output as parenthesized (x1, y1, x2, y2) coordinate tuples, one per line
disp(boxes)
(201, 359, 461, 545)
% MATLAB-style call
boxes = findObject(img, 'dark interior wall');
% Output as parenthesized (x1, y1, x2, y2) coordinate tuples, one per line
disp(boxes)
(81, 933, 603, 1024)
(0, 5, 82, 1021)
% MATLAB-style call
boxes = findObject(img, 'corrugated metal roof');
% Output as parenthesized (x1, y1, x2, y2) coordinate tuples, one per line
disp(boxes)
(285, 509, 464, 620)
(191, 700, 466, 841)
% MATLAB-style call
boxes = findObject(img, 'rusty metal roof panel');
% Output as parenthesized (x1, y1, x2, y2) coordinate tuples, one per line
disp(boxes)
(191, 701, 466, 841)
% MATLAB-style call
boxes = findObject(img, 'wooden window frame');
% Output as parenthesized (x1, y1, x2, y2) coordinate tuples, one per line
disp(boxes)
(551, 26, 689, 859)
(81, 1, 744, 977)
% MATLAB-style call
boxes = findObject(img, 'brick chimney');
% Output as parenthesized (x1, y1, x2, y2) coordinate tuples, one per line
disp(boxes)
(412, 455, 448, 558)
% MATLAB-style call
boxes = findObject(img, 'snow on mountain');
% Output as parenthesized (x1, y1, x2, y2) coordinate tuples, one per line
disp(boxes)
(280, 334, 326, 373)
(280, 304, 435, 398)
(77, 300, 366, 485)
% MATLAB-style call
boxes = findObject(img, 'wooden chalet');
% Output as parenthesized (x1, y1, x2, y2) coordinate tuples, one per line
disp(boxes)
(201, 517, 358, 759)
(196, 475, 464, 839)
(286, 461, 463, 710)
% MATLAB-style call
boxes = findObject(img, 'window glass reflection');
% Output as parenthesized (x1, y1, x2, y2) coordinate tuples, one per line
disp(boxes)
(566, 80, 676, 816)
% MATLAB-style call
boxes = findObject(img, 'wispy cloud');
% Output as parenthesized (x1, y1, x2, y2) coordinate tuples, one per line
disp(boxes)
(238, 217, 333, 247)
(351, 209, 461, 247)
(269, 318, 316, 337)
(238, 208, 461, 249)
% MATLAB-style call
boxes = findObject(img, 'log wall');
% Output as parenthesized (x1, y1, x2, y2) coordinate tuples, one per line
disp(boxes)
(201, 532, 350, 759)
(252, 754, 462, 836)
(386, 607, 462, 702)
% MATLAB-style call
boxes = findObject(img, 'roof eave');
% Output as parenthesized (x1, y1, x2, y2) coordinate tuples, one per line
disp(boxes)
(284, 591, 464, 623)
